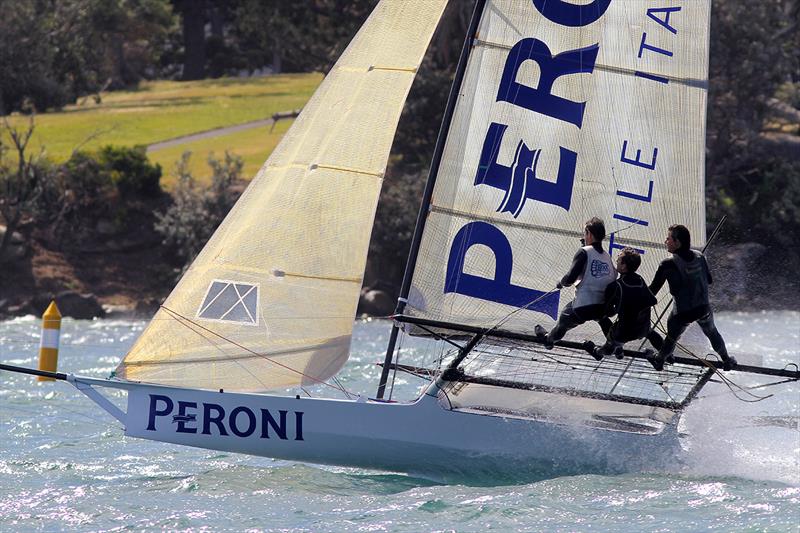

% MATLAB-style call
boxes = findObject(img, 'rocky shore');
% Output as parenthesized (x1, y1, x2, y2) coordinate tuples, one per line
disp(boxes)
(1, 222, 796, 322)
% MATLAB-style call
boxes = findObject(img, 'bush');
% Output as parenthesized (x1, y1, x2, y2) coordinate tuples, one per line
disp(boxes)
(154, 151, 243, 267)
(99, 145, 162, 198)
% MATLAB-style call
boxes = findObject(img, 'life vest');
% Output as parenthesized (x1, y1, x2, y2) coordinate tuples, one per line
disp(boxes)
(672, 250, 709, 313)
(574, 245, 616, 308)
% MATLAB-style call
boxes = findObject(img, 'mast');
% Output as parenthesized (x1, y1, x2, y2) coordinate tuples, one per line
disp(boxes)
(376, 0, 488, 398)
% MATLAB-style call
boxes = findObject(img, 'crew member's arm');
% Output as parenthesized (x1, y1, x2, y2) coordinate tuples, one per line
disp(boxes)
(560, 249, 586, 287)
(603, 281, 620, 316)
(648, 261, 669, 295)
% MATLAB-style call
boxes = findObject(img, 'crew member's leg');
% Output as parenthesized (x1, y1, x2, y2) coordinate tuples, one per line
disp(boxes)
(696, 310, 737, 370)
(648, 312, 689, 370)
(535, 302, 585, 348)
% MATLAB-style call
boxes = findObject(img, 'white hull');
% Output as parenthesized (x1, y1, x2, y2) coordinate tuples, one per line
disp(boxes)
(74, 376, 680, 482)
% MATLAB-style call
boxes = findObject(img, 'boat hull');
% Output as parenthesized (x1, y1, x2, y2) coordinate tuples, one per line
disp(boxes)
(123, 382, 680, 481)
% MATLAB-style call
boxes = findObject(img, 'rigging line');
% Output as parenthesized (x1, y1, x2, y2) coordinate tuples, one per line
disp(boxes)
(160, 308, 272, 391)
(159, 306, 349, 395)
(698, 377, 796, 398)
(667, 337, 772, 402)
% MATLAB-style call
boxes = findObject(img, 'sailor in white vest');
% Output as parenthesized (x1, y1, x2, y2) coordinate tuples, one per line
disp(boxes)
(535, 217, 616, 349)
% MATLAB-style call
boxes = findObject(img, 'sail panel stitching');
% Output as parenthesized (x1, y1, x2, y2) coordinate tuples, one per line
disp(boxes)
(472, 38, 707, 88)
(369, 66, 417, 73)
(428, 205, 664, 248)
(311, 163, 383, 177)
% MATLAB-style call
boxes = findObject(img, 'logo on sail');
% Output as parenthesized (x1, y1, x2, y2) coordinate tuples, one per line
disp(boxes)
(197, 280, 259, 325)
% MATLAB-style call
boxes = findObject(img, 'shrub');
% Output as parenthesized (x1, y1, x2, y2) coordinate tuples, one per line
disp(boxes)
(154, 151, 243, 268)
(99, 145, 162, 198)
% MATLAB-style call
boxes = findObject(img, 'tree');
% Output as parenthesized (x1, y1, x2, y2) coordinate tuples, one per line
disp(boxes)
(0, 0, 175, 114)
(0, 116, 48, 261)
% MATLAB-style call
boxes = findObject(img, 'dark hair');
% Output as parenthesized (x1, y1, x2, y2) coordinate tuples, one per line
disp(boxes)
(585, 217, 605, 241)
(668, 224, 691, 249)
(619, 247, 642, 272)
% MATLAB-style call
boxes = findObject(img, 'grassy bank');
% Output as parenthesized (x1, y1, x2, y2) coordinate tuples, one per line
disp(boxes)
(3, 73, 321, 184)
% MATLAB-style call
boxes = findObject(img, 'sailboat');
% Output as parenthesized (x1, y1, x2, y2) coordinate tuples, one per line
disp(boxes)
(2, 0, 798, 480)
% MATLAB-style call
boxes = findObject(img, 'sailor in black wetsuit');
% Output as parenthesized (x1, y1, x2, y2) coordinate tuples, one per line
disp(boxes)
(590, 248, 658, 361)
(535, 217, 616, 349)
(646, 224, 737, 371)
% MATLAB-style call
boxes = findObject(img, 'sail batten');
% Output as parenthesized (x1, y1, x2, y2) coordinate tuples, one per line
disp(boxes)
(117, 0, 449, 392)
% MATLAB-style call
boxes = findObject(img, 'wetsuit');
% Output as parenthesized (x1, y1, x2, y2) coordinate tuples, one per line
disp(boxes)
(596, 271, 658, 356)
(648, 247, 731, 366)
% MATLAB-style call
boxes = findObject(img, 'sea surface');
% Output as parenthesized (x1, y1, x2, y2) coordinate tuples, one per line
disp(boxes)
(1, 312, 798, 532)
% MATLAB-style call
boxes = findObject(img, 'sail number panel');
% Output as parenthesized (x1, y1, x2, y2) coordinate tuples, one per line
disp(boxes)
(197, 280, 260, 326)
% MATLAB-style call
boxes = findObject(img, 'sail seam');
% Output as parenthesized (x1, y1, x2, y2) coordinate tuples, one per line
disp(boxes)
(311, 163, 383, 178)
(369, 66, 417, 73)
(428, 205, 666, 248)
(473, 38, 707, 88)
(121, 338, 349, 366)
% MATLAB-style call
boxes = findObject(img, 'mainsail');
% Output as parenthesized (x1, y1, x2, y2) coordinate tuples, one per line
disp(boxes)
(404, 0, 711, 335)
(116, 0, 449, 392)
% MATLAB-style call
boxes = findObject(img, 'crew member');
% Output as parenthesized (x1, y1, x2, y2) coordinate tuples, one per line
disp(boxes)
(535, 217, 616, 348)
(646, 224, 737, 371)
(589, 248, 657, 361)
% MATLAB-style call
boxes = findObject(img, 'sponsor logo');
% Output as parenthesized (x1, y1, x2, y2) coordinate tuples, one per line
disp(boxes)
(147, 394, 304, 441)
(590, 259, 611, 278)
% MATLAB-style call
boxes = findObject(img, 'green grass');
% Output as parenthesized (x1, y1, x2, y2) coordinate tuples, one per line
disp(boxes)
(2, 73, 322, 174)
(150, 119, 294, 188)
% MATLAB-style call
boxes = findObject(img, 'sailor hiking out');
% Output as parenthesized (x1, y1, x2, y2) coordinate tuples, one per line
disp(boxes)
(588, 248, 658, 361)
(645, 224, 737, 371)
(535, 217, 616, 349)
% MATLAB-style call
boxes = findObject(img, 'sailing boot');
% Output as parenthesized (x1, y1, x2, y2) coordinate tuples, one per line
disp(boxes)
(534, 325, 554, 349)
(583, 341, 603, 361)
(721, 355, 738, 371)
(613, 345, 624, 360)
(644, 349, 664, 371)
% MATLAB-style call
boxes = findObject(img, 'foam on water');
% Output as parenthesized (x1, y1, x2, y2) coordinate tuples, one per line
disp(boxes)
(1, 312, 798, 531)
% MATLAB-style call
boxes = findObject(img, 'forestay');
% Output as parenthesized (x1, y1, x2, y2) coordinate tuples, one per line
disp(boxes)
(117, 0, 449, 392)
(405, 0, 711, 336)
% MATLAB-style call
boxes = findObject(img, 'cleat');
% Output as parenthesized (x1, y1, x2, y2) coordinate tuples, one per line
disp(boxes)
(722, 356, 738, 371)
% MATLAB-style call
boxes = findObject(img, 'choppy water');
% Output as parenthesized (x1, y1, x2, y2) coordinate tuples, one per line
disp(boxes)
(1, 312, 798, 532)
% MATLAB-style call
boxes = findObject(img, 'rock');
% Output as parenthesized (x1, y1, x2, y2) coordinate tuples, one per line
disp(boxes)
(134, 298, 161, 317)
(30, 291, 106, 320)
(357, 289, 394, 317)
(0, 224, 27, 260)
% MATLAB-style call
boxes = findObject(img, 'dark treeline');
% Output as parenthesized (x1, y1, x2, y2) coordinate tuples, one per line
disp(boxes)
(0, 0, 799, 307)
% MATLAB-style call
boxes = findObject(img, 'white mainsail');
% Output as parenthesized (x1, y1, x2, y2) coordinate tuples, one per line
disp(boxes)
(117, 0, 449, 392)
(406, 0, 710, 335)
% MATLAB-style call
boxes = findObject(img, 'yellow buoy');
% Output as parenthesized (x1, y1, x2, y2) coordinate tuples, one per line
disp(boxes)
(37, 301, 61, 381)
